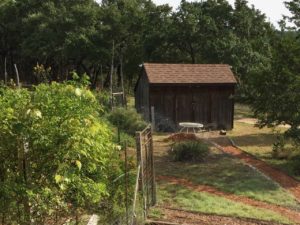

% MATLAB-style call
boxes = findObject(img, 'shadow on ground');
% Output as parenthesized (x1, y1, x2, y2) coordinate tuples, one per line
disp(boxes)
(153, 135, 290, 200)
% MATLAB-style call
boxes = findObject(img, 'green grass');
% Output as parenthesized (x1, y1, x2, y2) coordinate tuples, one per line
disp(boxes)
(234, 103, 254, 119)
(155, 144, 300, 209)
(231, 103, 300, 181)
(157, 182, 292, 224)
(229, 121, 300, 181)
(148, 208, 164, 220)
(151, 103, 300, 223)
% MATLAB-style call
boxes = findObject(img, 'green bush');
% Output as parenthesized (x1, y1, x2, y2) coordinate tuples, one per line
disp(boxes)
(95, 90, 111, 113)
(170, 141, 209, 162)
(120, 131, 136, 147)
(272, 134, 286, 159)
(107, 107, 147, 136)
(0, 83, 125, 224)
(113, 131, 136, 148)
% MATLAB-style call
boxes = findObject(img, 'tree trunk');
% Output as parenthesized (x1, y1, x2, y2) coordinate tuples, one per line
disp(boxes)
(189, 43, 196, 64)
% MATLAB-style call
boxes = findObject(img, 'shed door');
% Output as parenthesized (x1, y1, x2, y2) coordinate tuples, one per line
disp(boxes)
(163, 89, 176, 127)
(211, 88, 233, 129)
(192, 89, 211, 124)
(175, 90, 193, 123)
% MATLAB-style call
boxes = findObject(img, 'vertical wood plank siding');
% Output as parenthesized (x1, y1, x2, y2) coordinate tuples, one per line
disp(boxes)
(135, 71, 150, 121)
(146, 85, 235, 130)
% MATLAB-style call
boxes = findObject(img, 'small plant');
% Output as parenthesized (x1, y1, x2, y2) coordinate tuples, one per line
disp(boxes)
(170, 141, 209, 162)
(95, 90, 111, 113)
(113, 131, 136, 148)
(272, 134, 287, 159)
(33, 63, 51, 83)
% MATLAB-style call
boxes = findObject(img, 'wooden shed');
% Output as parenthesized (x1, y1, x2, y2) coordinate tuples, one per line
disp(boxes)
(135, 63, 237, 131)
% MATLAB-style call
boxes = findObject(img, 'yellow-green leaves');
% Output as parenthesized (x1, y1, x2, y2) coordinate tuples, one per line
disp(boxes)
(26, 109, 42, 119)
(75, 160, 82, 171)
(75, 88, 82, 97)
(55, 174, 63, 183)
(0, 83, 123, 223)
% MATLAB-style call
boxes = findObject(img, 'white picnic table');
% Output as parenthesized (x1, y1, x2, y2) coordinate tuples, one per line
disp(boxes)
(179, 122, 204, 133)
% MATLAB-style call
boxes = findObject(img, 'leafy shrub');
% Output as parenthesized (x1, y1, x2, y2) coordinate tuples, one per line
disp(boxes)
(272, 134, 288, 159)
(170, 141, 209, 162)
(107, 107, 147, 136)
(120, 132, 136, 147)
(95, 90, 111, 113)
(0, 83, 124, 224)
(112, 130, 136, 148)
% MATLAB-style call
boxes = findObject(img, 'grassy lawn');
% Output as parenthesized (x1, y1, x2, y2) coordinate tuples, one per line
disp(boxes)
(229, 104, 300, 181)
(152, 182, 292, 224)
(151, 104, 300, 223)
(155, 141, 300, 210)
(234, 103, 255, 119)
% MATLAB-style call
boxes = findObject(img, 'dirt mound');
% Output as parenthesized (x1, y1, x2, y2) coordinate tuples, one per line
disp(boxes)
(165, 133, 198, 142)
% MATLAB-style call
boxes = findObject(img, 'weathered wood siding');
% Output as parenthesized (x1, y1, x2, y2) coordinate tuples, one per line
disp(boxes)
(135, 71, 150, 121)
(149, 85, 235, 130)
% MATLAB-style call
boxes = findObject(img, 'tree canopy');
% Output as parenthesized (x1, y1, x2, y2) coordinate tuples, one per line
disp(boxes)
(0, 0, 275, 91)
(246, 0, 300, 144)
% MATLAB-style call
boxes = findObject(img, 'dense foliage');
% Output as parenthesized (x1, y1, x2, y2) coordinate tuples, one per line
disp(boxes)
(0, 83, 125, 224)
(247, 0, 300, 146)
(107, 107, 147, 136)
(0, 0, 275, 95)
(170, 141, 209, 162)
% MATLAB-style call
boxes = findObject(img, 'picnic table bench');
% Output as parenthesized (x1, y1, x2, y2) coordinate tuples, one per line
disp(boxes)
(179, 122, 204, 133)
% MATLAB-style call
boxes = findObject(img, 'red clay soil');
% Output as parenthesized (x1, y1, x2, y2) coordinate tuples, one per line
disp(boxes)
(157, 175, 300, 224)
(148, 207, 288, 225)
(165, 133, 198, 142)
(211, 137, 300, 202)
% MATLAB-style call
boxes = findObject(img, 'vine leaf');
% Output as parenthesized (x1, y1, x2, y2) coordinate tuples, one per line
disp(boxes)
(75, 160, 82, 171)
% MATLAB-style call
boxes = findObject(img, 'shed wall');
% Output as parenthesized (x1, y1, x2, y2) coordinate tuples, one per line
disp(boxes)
(149, 85, 234, 130)
(135, 72, 150, 121)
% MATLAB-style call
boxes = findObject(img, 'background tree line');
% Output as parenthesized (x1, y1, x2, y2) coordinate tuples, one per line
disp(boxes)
(0, 0, 274, 90)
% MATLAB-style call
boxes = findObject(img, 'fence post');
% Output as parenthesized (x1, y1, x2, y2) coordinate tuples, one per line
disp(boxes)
(135, 131, 143, 185)
(4, 57, 7, 85)
(14, 64, 20, 88)
(124, 143, 129, 225)
(135, 131, 146, 219)
(149, 128, 156, 206)
(131, 165, 140, 225)
(151, 106, 155, 132)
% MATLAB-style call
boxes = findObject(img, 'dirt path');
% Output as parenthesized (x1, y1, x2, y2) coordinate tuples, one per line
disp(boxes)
(210, 137, 300, 202)
(152, 135, 300, 224)
(149, 207, 288, 225)
(157, 175, 300, 224)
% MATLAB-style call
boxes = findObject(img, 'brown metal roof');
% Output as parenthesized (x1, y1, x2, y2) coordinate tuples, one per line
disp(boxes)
(143, 63, 237, 84)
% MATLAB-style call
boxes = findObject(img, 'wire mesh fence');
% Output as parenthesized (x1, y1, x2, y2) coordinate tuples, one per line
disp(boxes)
(135, 125, 156, 217)
(95, 125, 156, 225)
